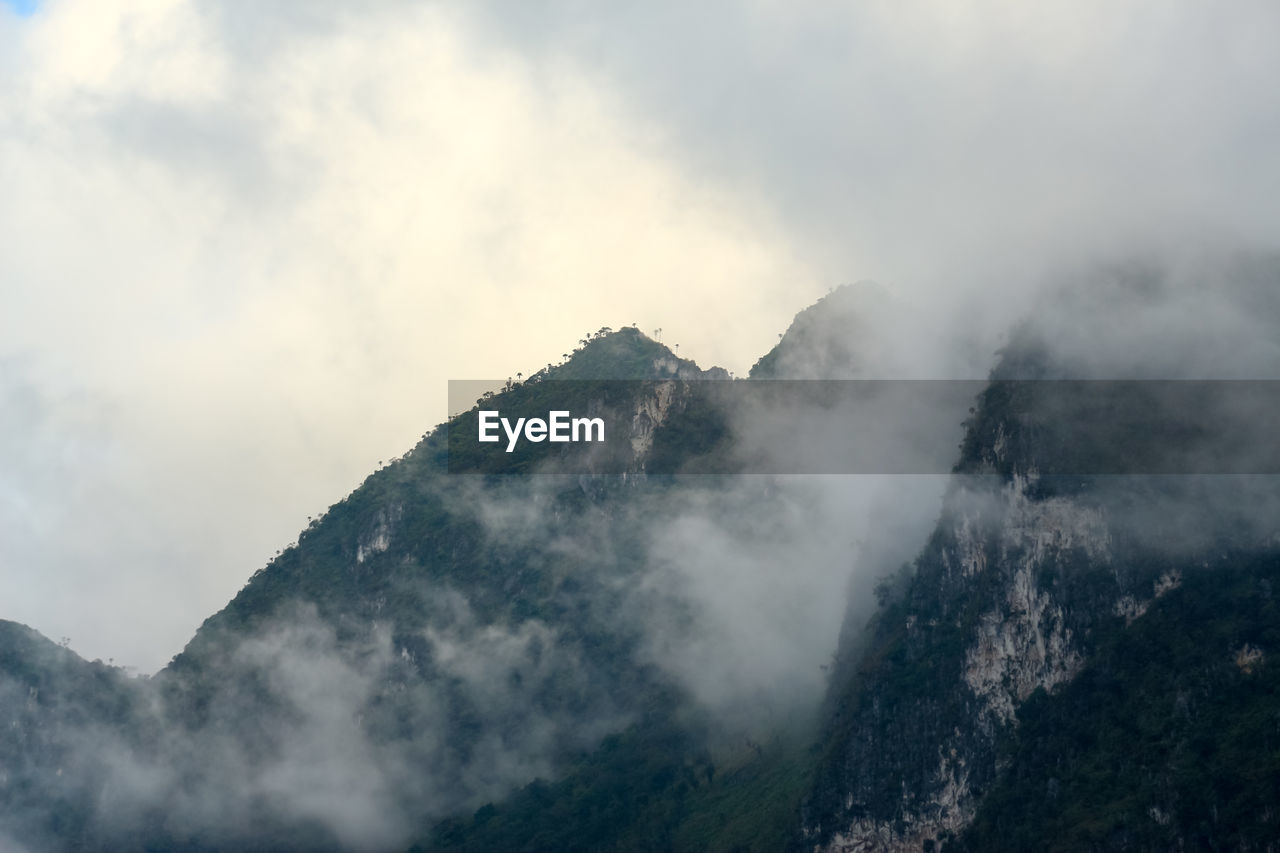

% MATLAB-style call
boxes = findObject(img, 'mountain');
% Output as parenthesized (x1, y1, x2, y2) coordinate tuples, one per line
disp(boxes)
(0, 325, 814, 852)
(796, 321, 1280, 851)
(750, 282, 892, 380)
(0, 621, 158, 850)
(4, 274, 1280, 852)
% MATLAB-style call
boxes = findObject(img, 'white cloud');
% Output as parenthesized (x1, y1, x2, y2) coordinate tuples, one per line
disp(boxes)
(0, 1, 816, 670)
(5, 0, 1280, 674)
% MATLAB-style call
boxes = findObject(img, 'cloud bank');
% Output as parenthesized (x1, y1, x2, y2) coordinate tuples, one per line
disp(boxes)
(3, 0, 1280, 674)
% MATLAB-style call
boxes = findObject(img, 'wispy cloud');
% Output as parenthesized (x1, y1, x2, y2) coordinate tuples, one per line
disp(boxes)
(3, 0, 1279, 673)
(0, 1, 811, 669)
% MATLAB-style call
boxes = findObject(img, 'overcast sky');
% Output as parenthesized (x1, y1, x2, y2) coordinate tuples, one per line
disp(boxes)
(3, 0, 1280, 671)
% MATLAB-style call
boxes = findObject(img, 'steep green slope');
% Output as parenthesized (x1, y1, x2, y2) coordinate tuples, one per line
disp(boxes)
(0, 621, 157, 850)
(148, 328, 736, 849)
(750, 283, 887, 379)
(416, 714, 817, 853)
(2, 325, 794, 852)
(797, 316, 1280, 850)
(962, 551, 1280, 851)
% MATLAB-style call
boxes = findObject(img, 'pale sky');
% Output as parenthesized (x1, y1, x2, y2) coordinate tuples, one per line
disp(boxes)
(3, 0, 1280, 671)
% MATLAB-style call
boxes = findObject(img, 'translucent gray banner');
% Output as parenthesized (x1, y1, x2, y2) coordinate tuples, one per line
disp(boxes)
(445, 380, 1280, 475)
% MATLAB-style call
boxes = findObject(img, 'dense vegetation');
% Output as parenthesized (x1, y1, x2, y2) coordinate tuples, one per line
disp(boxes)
(419, 713, 815, 853)
(963, 551, 1280, 851)
(0, 326, 815, 851)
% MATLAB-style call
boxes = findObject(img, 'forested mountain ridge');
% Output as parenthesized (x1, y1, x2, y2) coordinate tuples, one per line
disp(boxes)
(2, 326, 755, 851)
(4, 274, 1280, 852)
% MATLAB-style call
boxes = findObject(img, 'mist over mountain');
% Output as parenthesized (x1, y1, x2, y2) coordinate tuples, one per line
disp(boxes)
(3, 255, 1280, 851)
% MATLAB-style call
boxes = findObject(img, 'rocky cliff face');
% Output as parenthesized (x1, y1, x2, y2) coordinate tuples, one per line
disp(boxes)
(798, 331, 1280, 851)
(800, 472, 1125, 852)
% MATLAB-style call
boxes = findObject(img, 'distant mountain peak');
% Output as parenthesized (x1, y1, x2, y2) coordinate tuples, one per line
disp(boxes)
(750, 281, 890, 378)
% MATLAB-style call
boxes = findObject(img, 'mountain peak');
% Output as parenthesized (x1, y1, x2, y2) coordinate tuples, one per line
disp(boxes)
(527, 325, 718, 382)
(750, 281, 890, 378)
